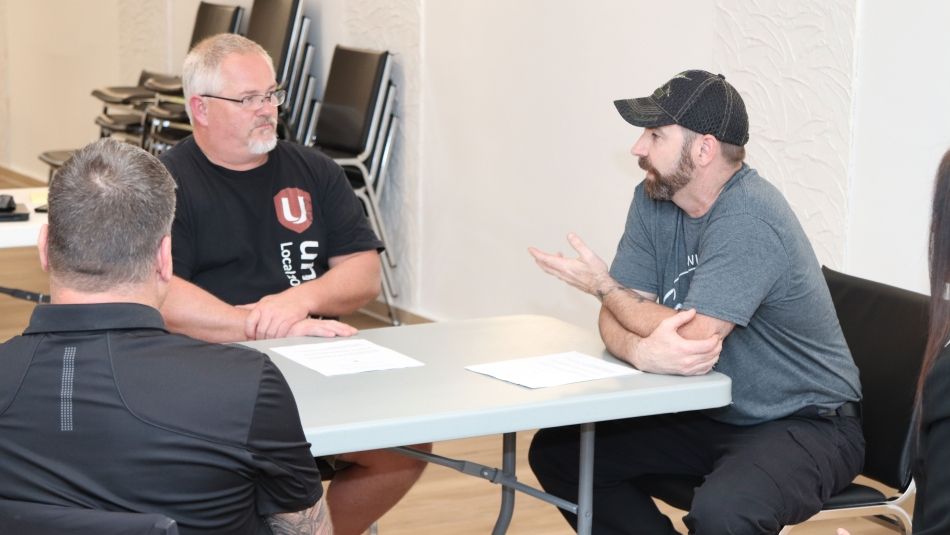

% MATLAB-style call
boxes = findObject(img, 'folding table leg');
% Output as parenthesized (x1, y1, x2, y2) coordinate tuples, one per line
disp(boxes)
(577, 422, 595, 535)
(491, 433, 517, 535)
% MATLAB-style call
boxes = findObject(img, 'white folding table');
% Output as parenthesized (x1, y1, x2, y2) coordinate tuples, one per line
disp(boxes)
(0, 188, 47, 249)
(242, 314, 731, 534)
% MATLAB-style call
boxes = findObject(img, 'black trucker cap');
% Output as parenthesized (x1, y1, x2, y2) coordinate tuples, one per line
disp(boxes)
(614, 70, 749, 146)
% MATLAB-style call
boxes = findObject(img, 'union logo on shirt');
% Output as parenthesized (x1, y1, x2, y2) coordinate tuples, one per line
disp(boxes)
(273, 187, 314, 233)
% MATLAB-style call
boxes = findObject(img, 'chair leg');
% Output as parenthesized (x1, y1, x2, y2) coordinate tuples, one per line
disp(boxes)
(356, 188, 398, 274)
(364, 182, 396, 269)
(381, 252, 398, 299)
(379, 264, 401, 326)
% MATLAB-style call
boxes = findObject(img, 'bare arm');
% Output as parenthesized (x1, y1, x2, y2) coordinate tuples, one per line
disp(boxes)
(160, 276, 357, 343)
(161, 276, 251, 342)
(530, 233, 729, 375)
(267, 497, 333, 535)
(244, 250, 381, 339)
(599, 304, 727, 375)
(597, 282, 734, 341)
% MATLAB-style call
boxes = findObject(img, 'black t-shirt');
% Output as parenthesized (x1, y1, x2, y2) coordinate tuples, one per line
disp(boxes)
(0, 303, 323, 534)
(161, 137, 383, 305)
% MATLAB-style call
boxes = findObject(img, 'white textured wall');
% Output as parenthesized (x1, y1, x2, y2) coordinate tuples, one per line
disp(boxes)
(713, 0, 856, 269)
(0, 0, 9, 165)
(847, 1, 950, 294)
(1, 0, 166, 180)
(417, 0, 856, 325)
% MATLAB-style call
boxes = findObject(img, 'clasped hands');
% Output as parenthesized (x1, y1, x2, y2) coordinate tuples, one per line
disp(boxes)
(529, 233, 720, 376)
(238, 289, 356, 340)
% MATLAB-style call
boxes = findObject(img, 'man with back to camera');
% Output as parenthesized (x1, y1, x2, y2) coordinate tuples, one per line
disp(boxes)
(158, 33, 428, 535)
(0, 138, 331, 534)
(526, 70, 865, 534)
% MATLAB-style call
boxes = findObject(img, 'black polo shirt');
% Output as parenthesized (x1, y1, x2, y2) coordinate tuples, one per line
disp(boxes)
(0, 303, 322, 534)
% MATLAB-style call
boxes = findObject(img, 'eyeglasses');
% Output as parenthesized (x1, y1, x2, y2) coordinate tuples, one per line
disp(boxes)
(200, 88, 287, 109)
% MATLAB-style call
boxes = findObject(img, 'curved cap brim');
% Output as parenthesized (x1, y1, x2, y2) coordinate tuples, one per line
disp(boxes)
(614, 97, 675, 128)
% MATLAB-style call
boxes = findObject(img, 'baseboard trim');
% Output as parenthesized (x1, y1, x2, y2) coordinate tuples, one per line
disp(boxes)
(0, 166, 46, 188)
(360, 299, 431, 326)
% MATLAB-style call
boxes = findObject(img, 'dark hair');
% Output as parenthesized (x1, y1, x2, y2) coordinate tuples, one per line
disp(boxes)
(682, 129, 745, 165)
(917, 148, 950, 400)
(47, 138, 176, 292)
(720, 142, 746, 165)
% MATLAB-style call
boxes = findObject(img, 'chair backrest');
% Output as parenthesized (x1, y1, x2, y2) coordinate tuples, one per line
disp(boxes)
(313, 46, 391, 155)
(0, 499, 179, 535)
(245, 0, 302, 85)
(822, 266, 929, 491)
(190, 2, 244, 47)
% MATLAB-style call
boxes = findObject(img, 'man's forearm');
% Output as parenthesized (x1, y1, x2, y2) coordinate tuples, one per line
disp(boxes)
(599, 306, 644, 365)
(598, 283, 676, 338)
(161, 276, 250, 342)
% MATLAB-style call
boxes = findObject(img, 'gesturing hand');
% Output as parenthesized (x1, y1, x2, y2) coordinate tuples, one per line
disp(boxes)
(633, 308, 722, 375)
(528, 233, 617, 297)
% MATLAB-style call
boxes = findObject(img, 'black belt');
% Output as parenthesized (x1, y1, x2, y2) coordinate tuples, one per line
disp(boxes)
(794, 401, 861, 419)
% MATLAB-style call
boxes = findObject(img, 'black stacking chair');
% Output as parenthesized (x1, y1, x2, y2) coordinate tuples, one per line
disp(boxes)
(245, 0, 302, 87)
(637, 266, 926, 533)
(143, 1, 246, 97)
(306, 46, 400, 325)
(142, 2, 245, 154)
(0, 499, 179, 535)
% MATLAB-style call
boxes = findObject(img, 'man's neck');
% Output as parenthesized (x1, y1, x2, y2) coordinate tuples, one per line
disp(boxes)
(50, 282, 162, 309)
(673, 162, 743, 218)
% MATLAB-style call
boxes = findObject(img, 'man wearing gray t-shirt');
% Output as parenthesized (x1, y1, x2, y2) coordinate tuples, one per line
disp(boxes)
(527, 70, 864, 534)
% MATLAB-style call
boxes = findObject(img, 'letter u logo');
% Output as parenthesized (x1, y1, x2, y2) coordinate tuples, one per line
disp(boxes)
(280, 196, 308, 225)
(273, 187, 314, 233)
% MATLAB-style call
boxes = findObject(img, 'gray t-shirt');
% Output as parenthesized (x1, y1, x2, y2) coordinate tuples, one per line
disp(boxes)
(609, 164, 861, 425)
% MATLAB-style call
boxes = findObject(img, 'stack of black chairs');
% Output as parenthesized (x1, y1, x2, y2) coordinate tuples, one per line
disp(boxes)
(306, 46, 400, 325)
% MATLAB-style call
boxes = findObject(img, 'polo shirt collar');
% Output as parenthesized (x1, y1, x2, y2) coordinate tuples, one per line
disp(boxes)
(23, 303, 168, 334)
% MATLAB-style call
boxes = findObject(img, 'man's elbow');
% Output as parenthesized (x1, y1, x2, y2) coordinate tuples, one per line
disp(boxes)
(679, 314, 734, 341)
(336, 263, 382, 315)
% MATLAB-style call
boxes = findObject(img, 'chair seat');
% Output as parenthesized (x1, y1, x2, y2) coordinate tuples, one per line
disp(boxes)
(316, 145, 360, 161)
(38, 149, 76, 168)
(638, 475, 890, 513)
(146, 102, 188, 122)
(91, 86, 155, 105)
(150, 127, 191, 146)
(95, 113, 144, 133)
(143, 74, 183, 95)
(342, 165, 368, 190)
(821, 483, 887, 509)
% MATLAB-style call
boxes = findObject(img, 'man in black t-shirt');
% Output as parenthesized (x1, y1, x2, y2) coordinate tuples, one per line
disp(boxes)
(159, 34, 428, 535)
(0, 138, 331, 534)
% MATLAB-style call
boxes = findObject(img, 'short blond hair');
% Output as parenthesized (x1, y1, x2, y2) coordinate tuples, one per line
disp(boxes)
(181, 34, 275, 121)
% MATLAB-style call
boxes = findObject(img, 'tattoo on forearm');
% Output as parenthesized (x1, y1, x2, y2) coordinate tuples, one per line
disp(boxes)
(621, 288, 649, 303)
(596, 284, 648, 304)
(267, 498, 333, 535)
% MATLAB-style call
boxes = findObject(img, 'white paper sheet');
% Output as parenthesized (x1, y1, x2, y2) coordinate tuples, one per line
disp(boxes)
(272, 339, 424, 376)
(466, 351, 640, 388)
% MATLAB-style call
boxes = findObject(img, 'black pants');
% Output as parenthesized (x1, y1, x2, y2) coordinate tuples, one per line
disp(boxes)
(528, 411, 864, 535)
